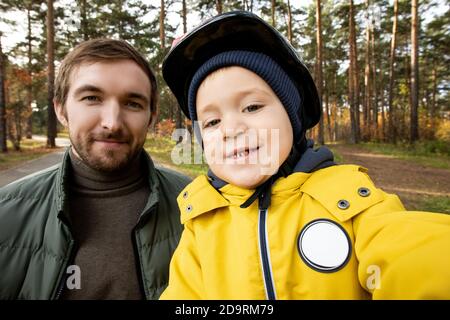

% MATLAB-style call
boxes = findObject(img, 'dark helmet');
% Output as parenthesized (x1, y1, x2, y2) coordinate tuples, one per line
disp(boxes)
(162, 11, 321, 130)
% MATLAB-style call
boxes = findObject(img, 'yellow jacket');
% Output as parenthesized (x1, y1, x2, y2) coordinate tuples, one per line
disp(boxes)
(160, 165, 450, 299)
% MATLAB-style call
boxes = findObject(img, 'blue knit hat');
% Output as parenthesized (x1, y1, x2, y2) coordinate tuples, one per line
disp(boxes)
(187, 50, 303, 141)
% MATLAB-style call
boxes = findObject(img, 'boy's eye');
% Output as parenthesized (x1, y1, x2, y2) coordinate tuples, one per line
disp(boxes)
(244, 104, 263, 112)
(203, 119, 220, 128)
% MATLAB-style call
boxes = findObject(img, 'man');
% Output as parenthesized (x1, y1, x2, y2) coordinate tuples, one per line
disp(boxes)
(0, 39, 191, 300)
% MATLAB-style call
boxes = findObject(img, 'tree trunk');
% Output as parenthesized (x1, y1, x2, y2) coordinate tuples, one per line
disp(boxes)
(80, 0, 88, 41)
(47, 0, 56, 148)
(325, 76, 332, 142)
(371, 18, 378, 137)
(26, 6, 33, 139)
(410, 0, 419, 142)
(348, 0, 360, 143)
(363, 0, 371, 140)
(216, 0, 222, 14)
(0, 34, 7, 153)
(404, 49, 411, 140)
(315, 0, 324, 145)
(333, 73, 339, 141)
(430, 66, 437, 133)
(380, 68, 386, 141)
(118, 0, 124, 38)
(176, 0, 188, 129)
(388, 0, 398, 144)
(271, 0, 276, 27)
(287, 0, 293, 43)
(160, 0, 165, 49)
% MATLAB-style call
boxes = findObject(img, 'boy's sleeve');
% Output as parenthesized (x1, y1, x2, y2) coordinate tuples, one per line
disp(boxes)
(160, 221, 204, 300)
(353, 193, 450, 299)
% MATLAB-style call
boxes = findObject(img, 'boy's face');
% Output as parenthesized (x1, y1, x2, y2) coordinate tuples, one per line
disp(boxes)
(54, 60, 152, 172)
(196, 66, 294, 189)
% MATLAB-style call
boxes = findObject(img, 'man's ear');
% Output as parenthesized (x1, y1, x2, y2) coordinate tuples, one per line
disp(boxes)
(54, 99, 68, 127)
(148, 109, 157, 128)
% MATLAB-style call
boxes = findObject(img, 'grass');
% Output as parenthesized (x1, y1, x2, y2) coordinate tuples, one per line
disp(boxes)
(144, 135, 208, 178)
(414, 196, 450, 214)
(0, 139, 56, 171)
(326, 146, 344, 164)
(356, 141, 450, 170)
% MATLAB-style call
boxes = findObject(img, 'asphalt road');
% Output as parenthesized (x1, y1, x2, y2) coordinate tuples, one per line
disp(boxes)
(0, 136, 70, 188)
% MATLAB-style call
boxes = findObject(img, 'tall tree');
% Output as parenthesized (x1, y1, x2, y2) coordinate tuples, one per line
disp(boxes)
(348, 0, 360, 143)
(79, 0, 88, 41)
(1, 1, 43, 140)
(246, 0, 254, 12)
(370, 13, 379, 138)
(0, 33, 7, 153)
(271, 0, 276, 27)
(160, 0, 165, 49)
(216, 0, 222, 14)
(315, 0, 324, 144)
(25, 2, 33, 139)
(387, 0, 399, 143)
(287, 0, 293, 43)
(46, 0, 56, 148)
(410, 0, 419, 142)
(363, 0, 371, 140)
(175, 0, 188, 130)
(422, 6, 449, 136)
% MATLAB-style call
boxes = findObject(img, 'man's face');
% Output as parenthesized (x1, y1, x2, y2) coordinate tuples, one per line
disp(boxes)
(196, 66, 294, 189)
(55, 60, 152, 172)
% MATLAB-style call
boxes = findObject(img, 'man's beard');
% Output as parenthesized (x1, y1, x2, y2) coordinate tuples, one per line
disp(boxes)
(70, 129, 144, 172)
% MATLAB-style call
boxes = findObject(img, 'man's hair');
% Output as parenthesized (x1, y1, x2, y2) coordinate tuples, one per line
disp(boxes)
(55, 38, 158, 123)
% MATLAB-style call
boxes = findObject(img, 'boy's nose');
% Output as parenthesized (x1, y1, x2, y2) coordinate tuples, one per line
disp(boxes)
(221, 116, 247, 141)
(100, 100, 123, 132)
(223, 128, 245, 141)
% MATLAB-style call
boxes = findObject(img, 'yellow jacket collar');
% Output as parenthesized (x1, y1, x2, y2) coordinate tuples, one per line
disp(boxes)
(178, 175, 229, 223)
(178, 171, 312, 223)
(179, 164, 386, 224)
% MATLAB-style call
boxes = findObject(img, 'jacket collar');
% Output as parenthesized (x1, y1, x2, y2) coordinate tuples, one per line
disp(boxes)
(178, 171, 311, 223)
(178, 175, 229, 224)
(55, 147, 160, 225)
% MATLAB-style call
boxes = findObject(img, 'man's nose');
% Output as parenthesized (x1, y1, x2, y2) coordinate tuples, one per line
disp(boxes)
(100, 100, 123, 131)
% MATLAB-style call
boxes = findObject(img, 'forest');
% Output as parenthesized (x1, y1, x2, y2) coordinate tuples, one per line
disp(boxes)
(0, 0, 448, 152)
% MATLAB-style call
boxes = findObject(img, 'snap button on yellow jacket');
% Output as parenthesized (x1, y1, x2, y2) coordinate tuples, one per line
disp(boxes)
(160, 165, 450, 299)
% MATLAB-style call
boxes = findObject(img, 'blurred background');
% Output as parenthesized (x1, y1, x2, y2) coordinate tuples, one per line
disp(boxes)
(0, 0, 449, 212)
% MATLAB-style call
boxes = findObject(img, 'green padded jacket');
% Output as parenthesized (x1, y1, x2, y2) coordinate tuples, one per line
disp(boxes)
(0, 149, 191, 300)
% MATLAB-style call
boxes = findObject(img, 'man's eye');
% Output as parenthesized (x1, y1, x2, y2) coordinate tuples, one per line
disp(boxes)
(244, 104, 263, 112)
(126, 101, 143, 109)
(204, 119, 220, 128)
(82, 96, 100, 102)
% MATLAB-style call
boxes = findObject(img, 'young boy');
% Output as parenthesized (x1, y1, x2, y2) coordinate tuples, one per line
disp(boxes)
(160, 11, 450, 299)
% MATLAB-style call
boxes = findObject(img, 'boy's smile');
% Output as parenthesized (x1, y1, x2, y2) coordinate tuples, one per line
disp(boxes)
(225, 145, 260, 161)
(196, 66, 294, 189)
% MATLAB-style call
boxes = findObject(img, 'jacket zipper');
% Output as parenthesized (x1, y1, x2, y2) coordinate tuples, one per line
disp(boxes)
(132, 227, 148, 299)
(258, 208, 277, 300)
(131, 203, 158, 300)
(54, 242, 77, 300)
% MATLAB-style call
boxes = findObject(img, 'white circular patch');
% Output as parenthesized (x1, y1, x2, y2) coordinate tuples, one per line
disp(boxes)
(298, 219, 351, 272)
